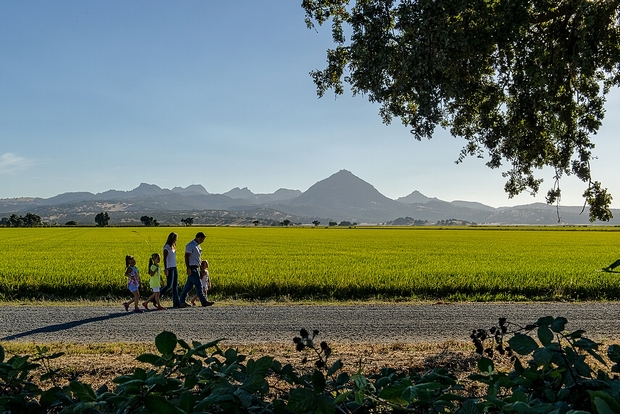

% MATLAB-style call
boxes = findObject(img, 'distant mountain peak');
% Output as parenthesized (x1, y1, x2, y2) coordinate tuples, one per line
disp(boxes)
(171, 184, 209, 195)
(291, 169, 393, 208)
(397, 190, 435, 204)
(224, 187, 255, 199)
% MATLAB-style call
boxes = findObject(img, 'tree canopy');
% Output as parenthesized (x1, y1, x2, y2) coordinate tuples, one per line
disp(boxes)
(95, 212, 110, 227)
(302, 0, 620, 221)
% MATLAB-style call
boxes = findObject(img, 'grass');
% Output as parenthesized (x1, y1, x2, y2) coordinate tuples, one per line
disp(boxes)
(1, 226, 620, 302)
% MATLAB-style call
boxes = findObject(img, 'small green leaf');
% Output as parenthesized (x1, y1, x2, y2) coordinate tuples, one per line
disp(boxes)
(508, 334, 539, 355)
(334, 390, 353, 404)
(537, 326, 554, 346)
(378, 384, 407, 403)
(590, 390, 620, 414)
(532, 347, 553, 366)
(234, 388, 253, 408)
(327, 359, 343, 377)
(536, 316, 554, 326)
(178, 390, 196, 413)
(312, 370, 326, 393)
(246, 356, 274, 376)
(39, 386, 64, 408)
(550, 317, 568, 333)
(135, 353, 163, 365)
(608, 344, 620, 363)
(316, 393, 336, 414)
(287, 388, 317, 413)
(568, 330, 586, 339)
(144, 394, 178, 414)
(458, 399, 479, 414)
(70, 381, 97, 402)
(477, 357, 494, 373)
(155, 331, 177, 355)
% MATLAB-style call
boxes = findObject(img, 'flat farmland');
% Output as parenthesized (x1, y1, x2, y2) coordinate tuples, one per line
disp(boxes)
(1, 226, 619, 301)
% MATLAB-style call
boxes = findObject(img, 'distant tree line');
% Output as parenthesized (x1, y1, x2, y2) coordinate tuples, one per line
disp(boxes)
(386, 217, 477, 226)
(0, 213, 43, 227)
(388, 217, 429, 226)
(436, 219, 477, 226)
(140, 215, 159, 227)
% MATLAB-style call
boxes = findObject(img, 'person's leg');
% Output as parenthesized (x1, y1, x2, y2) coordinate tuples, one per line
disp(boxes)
(160, 273, 172, 297)
(169, 268, 180, 307)
(143, 293, 154, 310)
(193, 277, 208, 306)
(155, 292, 164, 309)
(179, 275, 195, 305)
(133, 290, 141, 310)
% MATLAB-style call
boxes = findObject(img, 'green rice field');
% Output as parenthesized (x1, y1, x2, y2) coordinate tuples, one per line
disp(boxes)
(0, 226, 619, 301)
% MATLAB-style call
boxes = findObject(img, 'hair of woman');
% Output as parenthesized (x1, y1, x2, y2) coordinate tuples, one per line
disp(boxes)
(165, 232, 178, 247)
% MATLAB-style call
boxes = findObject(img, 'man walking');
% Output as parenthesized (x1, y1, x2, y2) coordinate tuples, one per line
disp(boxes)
(179, 231, 213, 307)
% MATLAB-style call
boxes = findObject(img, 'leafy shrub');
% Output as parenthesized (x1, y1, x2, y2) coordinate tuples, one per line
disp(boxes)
(1, 316, 620, 413)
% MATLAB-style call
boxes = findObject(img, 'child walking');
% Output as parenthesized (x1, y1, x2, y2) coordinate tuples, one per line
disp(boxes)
(143, 253, 166, 311)
(191, 260, 214, 306)
(123, 255, 143, 313)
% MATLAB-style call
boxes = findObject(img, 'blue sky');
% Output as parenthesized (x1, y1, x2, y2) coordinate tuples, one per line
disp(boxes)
(1, 1, 619, 209)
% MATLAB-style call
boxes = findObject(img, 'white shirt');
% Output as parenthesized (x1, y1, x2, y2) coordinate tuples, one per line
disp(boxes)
(164, 244, 177, 268)
(186, 239, 202, 267)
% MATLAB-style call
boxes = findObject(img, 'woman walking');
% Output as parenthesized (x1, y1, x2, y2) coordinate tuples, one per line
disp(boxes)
(159, 232, 181, 308)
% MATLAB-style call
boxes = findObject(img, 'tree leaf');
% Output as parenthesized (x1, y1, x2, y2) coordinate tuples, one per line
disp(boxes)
(287, 388, 317, 413)
(234, 388, 253, 408)
(590, 390, 620, 414)
(144, 394, 178, 414)
(508, 334, 539, 355)
(477, 357, 494, 373)
(312, 370, 326, 393)
(155, 331, 177, 355)
(608, 344, 620, 363)
(550, 317, 568, 333)
(537, 326, 554, 346)
(135, 353, 163, 365)
(536, 316, 554, 327)
(69, 381, 97, 402)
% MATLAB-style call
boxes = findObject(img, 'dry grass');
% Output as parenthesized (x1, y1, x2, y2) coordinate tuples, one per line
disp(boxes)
(2, 340, 486, 391)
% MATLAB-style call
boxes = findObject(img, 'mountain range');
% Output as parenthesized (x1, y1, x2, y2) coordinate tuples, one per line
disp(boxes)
(1, 170, 617, 225)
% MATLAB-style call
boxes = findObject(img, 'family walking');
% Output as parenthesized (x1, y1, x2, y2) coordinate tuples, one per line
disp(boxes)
(123, 231, 214, 313)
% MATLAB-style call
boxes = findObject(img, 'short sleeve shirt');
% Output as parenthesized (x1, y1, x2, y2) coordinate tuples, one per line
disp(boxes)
(164, 244, 177, 268)
(186, 239, 202, 267)
(149, 264, 161, 288)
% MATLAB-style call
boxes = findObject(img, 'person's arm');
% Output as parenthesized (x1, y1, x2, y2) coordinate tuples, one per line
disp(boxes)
(163, 248, 169, 275)
(185, 252, 191, 275)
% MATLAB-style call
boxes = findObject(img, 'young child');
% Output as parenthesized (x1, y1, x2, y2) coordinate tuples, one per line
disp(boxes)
(191, 260, 214, 306)
(143, 253, 166, 311)
(123, 255, 143, 313)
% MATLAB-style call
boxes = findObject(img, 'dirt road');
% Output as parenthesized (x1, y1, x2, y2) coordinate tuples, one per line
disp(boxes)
(1, 302, 619, 346)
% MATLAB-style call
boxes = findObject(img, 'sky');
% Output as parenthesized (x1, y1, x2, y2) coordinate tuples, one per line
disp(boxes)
(1, 1, 619, 209)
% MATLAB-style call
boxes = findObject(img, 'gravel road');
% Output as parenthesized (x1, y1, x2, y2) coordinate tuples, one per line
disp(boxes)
(1, 303, 619, 346)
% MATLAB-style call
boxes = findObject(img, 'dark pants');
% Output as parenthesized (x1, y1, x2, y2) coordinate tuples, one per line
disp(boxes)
(159, 267, 180, 307)
(180, 268, 207, 306)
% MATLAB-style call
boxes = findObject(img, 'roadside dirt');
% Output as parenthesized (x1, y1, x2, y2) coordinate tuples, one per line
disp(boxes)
(3, 302, 620, 390)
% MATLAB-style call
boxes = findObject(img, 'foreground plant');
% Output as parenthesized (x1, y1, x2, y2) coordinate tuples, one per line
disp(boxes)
(470, 316, 620, 413)
(2, 317, 620, 413)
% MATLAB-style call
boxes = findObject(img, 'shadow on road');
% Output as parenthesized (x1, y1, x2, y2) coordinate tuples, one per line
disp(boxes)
(1, 311, 130, 341)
